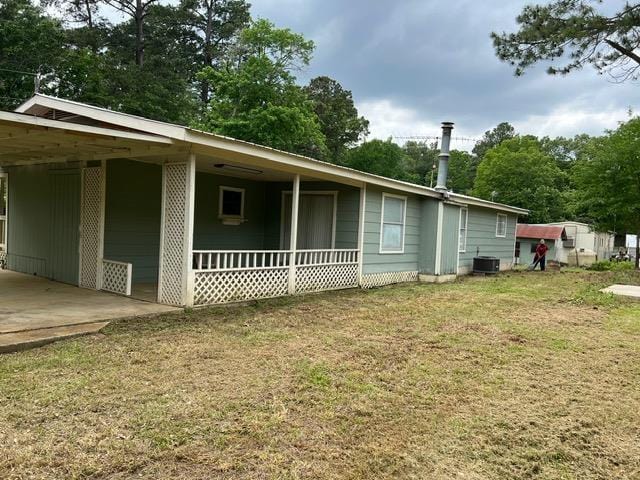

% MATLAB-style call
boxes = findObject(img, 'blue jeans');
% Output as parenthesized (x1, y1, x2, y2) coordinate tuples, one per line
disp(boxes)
(534, 255, 546, 270)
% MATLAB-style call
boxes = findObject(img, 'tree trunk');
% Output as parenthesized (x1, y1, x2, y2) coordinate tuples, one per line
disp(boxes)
(200, 3, 214, 103)
(135, 0, 144, 67)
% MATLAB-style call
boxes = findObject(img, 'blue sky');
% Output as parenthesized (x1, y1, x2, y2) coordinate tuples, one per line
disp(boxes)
(101, 0, 640, 147)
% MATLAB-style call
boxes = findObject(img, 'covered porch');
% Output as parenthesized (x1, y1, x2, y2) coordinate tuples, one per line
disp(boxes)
(0, 100, 366, 308)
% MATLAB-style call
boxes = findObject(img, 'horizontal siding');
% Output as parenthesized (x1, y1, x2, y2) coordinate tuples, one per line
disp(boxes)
(263, 181, 359, 250)
(194, 172, 266, 250)
(104, 159, 162, 284)
(363, 185, 420, 275)
(459, 207, 518, 271)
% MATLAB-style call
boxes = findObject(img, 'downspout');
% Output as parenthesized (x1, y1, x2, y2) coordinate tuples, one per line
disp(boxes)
(434, 122, 454, 275)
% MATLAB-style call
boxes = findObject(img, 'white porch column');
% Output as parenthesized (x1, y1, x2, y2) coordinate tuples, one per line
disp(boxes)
(288, 174, 300, 294)
(158, 154, 196, 306)
(357, 183, 366, 286)
(79, 161, 106, 290)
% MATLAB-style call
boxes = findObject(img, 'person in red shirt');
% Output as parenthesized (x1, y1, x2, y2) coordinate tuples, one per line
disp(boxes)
(532, 239, 549, 271)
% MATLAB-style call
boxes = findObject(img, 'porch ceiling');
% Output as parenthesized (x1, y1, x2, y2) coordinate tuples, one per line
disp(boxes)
(0, 111, 186, 167)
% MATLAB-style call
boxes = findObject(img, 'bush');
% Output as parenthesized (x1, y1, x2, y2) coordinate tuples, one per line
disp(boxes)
(587, 260, 635, 272)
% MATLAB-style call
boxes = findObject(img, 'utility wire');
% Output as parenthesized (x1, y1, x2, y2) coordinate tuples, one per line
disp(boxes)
(392, 135, 480, 144)
(0, 67, 37, 76)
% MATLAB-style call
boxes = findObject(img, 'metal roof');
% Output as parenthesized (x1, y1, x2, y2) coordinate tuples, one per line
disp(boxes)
(516, 224, 567, 240)
(6, 94, 530, 215)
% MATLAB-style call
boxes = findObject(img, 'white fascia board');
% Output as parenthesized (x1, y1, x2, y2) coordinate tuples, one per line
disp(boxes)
(0, 111, 175, 145)
(449, 193, 529, 215)
(13, 96, 528, 213)
(184, 129, 443, 198)
(16, 94, 187, 140)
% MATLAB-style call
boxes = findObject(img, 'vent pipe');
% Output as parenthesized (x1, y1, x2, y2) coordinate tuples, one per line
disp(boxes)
(435, 122, 454, 192)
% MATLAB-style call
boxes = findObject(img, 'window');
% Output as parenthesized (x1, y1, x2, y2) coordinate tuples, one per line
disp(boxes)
(218, 186, 244, 222)
(380, 193, 406, 253)
(496, 213, 507, 237)
(459, 208, 468, 253)
(530, 243, 538, 254)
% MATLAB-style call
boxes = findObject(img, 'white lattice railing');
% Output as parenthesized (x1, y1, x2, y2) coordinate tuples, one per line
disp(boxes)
(193, 250, 292, 271)
(192, 249, 359, 305)
(101, 259, 132, 296)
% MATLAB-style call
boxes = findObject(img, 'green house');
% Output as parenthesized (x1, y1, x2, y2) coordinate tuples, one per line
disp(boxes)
(0, 95, 527, 306)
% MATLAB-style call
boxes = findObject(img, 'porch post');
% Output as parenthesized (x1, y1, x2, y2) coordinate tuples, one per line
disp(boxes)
(357, 183, 366, 286)
(158, 153, 196, 306)
(78, 160, 106, 290)
(288, 174, 300, 294)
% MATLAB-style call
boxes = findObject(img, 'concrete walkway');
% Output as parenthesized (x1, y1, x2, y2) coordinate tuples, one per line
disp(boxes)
(0, 270, 179, 351)
(601, 284, 640, 300)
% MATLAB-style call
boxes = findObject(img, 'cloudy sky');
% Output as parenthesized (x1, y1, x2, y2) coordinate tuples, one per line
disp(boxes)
(99, 0, 638, 147)
(246, 0, 638, 147)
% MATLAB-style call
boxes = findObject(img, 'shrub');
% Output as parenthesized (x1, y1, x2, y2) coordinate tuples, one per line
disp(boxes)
(587, 260, 635, 272)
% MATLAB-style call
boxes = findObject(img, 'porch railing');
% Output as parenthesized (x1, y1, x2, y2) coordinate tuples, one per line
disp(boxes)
(192, 249, 359, 305)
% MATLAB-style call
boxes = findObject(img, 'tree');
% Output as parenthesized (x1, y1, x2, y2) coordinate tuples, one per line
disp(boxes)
(472, 122, 516, 159)
(492, 1, 640, 82)
(197, 20, 327, 157)
(303, 76, 369, 163)
(103, 0, 160, 66)
(447, 150, 476, 194)
(573, 118, 640, 265)
(343, 139, 415, 182)
(473, 136, 566, 223)
(179, 0, 250, 102)
(0, 0, 66, 110)
(403, 141, 439, 186)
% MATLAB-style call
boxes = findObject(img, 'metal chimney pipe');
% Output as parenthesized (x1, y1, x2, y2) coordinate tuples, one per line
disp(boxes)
(435, 122, 454, 191)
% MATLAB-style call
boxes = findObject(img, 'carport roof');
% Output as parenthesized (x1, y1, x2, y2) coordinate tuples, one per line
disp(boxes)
(2, 94, 529, 215)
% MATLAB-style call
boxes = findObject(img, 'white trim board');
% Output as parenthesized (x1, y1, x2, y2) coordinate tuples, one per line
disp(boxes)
(379, 192, 407, 255)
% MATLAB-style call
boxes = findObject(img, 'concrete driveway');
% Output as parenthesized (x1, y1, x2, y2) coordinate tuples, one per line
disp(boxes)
(0, 269, 179, 334)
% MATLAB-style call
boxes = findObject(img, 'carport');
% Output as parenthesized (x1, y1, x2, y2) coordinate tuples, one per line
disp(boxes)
(0, 269, 178, 351)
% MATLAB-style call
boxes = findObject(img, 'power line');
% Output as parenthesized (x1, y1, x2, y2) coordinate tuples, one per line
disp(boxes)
(0, 67, 37, 76)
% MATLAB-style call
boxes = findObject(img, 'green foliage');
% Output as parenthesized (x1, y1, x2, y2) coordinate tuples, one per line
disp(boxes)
(343, 139, 414, 181)
(473, 136, 567, 223)
(493, 1, 640, 81)
(472, 122, 516, 159)
(197, 20, 327, 157)
(573, 117, 640, 237)
(304, 76, 369, 163)
(402, 141, 439, 186)
(587, 260, 635, 272)
(448, 150, 477, 194)
(0, 0, 66, 110)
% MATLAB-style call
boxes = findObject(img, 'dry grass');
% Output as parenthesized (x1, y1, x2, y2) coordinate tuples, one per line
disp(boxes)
(1, 270, 639, 479)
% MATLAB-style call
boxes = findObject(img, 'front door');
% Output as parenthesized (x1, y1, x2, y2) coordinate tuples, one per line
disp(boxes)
(50, 171, 80, 284)
(282, 192, 336, 249)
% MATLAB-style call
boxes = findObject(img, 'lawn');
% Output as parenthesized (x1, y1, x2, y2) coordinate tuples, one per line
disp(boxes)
(1, 270, 639, 479)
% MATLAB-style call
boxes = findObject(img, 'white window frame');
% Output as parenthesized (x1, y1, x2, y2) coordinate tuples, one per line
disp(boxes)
(459, 207, 468, 253)
(279, 190, 338, 249)
(218, 186, 245, 222)
(496, 213, 507, 238)
(0, 172, 7, 252)
(379, 192, 407, 254)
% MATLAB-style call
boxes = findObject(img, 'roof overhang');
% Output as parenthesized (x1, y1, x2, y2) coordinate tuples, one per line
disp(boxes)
(7, 94, 530, 215)
(0, 111, 183, 167)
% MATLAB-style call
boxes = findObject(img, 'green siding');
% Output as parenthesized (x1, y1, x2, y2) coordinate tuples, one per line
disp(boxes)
(104, 159, 162, 284)
(6, 164, 81, 282)
(440, 203, 461, 275)
(458, 206, 518, 272)
(418, 199, 438, 274)
(49, 170, 80, 284)
(194, 173, 267, 250)
(362, 185, 420, 275)
(263, 181, 359, 250)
